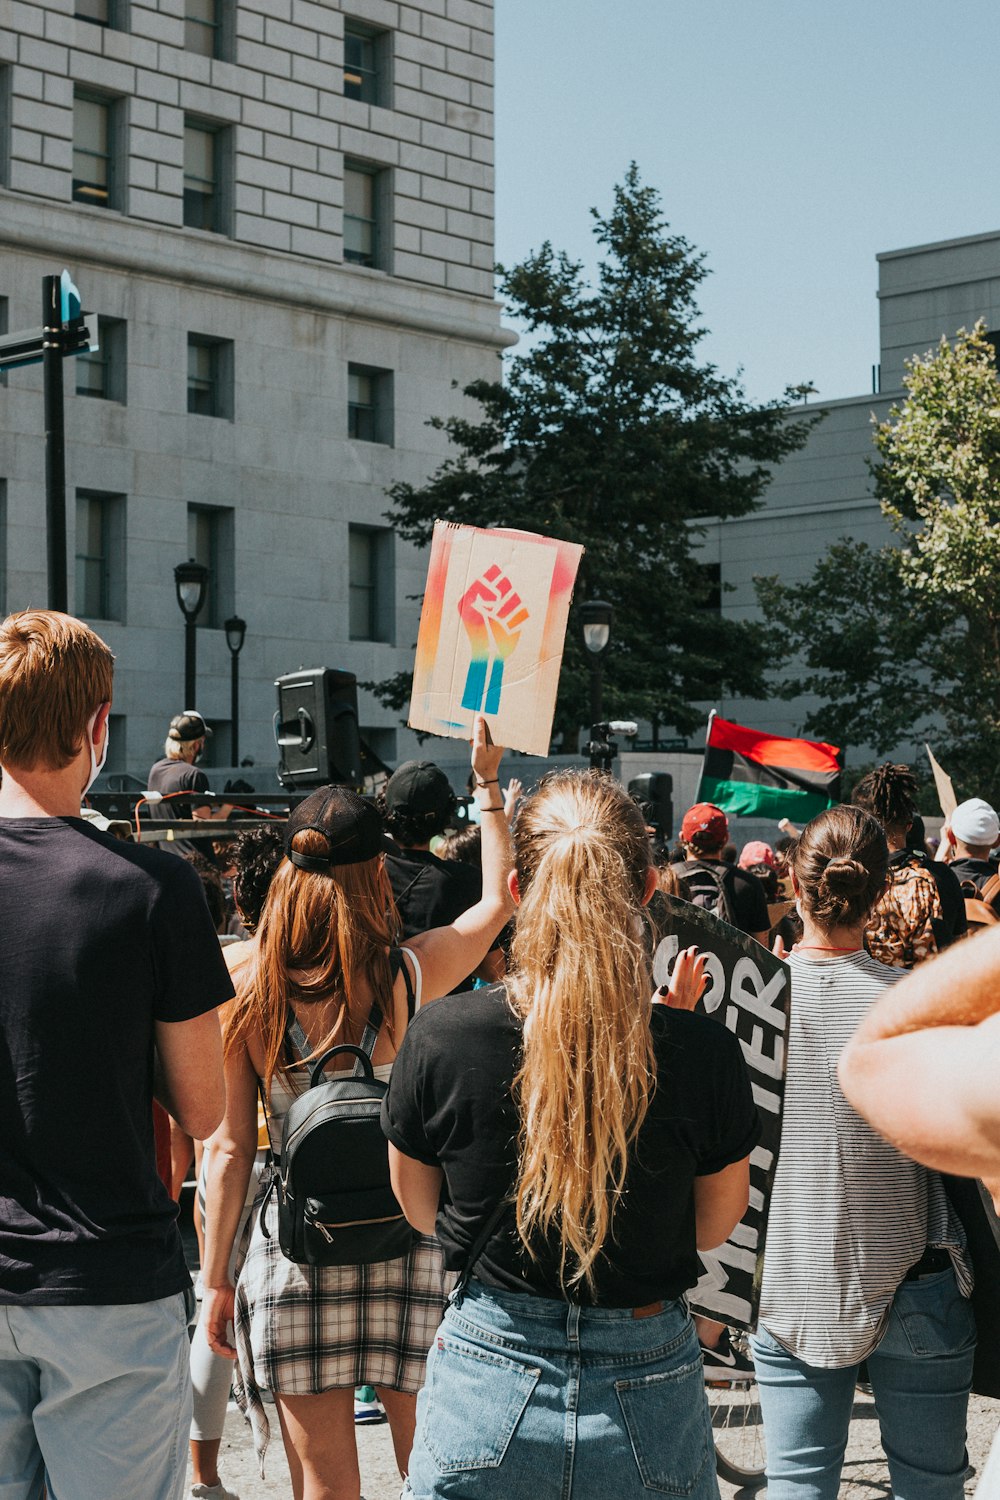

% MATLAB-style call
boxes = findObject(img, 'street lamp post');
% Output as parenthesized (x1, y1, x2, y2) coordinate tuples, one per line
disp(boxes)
(173, 560, 209, 709)
(578, 599, 614, 726)
(224, 615, 247, 766)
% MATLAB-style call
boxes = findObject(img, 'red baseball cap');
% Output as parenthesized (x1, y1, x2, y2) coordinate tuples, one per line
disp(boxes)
(680, 802, 729, 847)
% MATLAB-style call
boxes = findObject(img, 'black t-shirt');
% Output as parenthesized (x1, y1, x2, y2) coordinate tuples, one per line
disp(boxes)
(948, 856, 997, 893)
(386, 845, 500, 992)
(891, 848, 967, 945)
(382, 985, 760, 1307)
(680, 859, 770, 937)
(0, 817, 234, 1305)
(147, 757, 211, 819)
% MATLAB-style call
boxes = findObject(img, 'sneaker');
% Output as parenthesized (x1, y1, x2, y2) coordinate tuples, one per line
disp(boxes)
(354, 1384, 387, 1424)
(699, 1326, 755, 1382)
(191, 1485, 241, 1500)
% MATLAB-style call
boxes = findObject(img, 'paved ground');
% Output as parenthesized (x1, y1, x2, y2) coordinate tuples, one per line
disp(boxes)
(190, 1385, 999, 1499)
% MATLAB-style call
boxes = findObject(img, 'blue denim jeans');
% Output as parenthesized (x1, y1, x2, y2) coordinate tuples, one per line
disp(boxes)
(750, 1268, 976, 1500)
(404, 1279, 721, 1499)
(0, 1294, 192, 1500)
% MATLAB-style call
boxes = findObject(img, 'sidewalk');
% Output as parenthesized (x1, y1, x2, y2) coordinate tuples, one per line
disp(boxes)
(192, 1391, 1000, 1499)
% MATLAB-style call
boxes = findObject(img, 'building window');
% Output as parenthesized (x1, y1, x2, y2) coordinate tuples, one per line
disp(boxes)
(344, 22, 389, 107)
(187, 334, 234, 419)
(694, 561, 722, 613)
(75, 316, 127, 403)
(72, 91, 120, 210)
(187, 504, 234, 628)
(349, 525, 394, 643)
(344, 161, 390, 271)
(75, 0, 126, 26)
(0, 480, 6, 613)
(184, 120, 229, 233)
(185, 0, 226, 57)
(348, 364, 393, 445)
(75, 490, 125, 621)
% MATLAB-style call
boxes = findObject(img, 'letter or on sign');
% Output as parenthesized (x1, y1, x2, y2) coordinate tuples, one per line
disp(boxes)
(408, 521, 583, 756)
(652, 893, 791, 1330)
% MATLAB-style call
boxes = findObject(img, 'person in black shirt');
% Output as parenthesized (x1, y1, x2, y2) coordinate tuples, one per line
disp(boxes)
(147, 709, 233, 857)
(384, 770, 759, 1500)
(676, 802, 771, 943)
(0, 610, 230, 1499)
(942, 797, 1000, 893)
(379, 759, 504, 990)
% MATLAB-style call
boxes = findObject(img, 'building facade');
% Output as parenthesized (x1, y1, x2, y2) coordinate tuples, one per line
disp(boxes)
(0, 0, 508, 783)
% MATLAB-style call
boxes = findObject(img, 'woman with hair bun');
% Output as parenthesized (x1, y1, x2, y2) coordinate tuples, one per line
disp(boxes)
(384, 769, 761, 1500)
(751, 804, 975, 1500)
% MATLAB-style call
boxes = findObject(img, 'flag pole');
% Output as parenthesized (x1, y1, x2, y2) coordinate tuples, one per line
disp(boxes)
(696, 709, 717, 802)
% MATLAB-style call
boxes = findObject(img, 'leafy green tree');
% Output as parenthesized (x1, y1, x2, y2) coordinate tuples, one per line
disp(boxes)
(371, 165, 815, 747)
(757, 322, 1000, 799)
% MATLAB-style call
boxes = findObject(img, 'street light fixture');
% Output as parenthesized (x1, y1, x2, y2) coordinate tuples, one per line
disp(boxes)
(578, 599, 614, 725)
(224, 615, 247, 767)
(173, 559, 209, 709)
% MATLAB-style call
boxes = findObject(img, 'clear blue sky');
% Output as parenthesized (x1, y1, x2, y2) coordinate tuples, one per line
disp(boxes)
(493, 0, 1000, 404)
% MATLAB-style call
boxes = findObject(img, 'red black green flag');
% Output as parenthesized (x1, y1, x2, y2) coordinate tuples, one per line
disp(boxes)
(697, 714, 842, 822)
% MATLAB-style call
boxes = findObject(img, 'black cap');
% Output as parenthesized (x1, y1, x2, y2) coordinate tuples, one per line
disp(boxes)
(284, 787, 384, 872)
(168, 710, 212, 743)
(384, 760, 454, 817)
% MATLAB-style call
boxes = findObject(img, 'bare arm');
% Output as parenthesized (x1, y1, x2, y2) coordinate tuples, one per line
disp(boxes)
(693, 1158, 751, 1251)
(839, 928, 1000, 1189)
(201, 1032, 260, 1358)
(388, 1146, 443, 1236)
(407, 716, 514, 1001)
(154, 1009, 225, 1140)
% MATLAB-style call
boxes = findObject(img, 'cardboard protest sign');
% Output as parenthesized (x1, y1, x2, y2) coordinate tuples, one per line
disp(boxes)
(651, 894, 790, 1331)
(408, 521, 584, 756)
(926, 743, 958, 820)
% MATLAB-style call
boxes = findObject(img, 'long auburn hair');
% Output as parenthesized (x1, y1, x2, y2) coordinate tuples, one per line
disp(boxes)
(224, 827, 398, 1094)
(507, 770, 656, 1292)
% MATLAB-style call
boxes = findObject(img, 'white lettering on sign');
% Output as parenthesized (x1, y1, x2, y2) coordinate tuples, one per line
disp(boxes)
(693, 1244, 755, 1326)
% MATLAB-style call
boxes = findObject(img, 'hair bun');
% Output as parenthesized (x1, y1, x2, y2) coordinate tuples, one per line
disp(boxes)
(822, 856, 868, 893)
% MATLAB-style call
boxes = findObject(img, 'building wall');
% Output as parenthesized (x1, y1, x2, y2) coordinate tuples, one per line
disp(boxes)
(0, 0, 509, 783)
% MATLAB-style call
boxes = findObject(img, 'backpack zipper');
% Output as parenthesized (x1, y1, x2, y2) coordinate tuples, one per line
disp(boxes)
(313, 1212, 405, 1243)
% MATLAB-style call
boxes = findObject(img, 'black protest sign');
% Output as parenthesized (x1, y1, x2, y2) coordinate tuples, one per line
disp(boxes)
(651, 893, 790, 1331)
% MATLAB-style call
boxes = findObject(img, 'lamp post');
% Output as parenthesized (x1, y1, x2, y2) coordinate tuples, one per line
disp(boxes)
(224, 615, 247, 766)
(174, 560, 209, 709)
(578, 598, 614, 726)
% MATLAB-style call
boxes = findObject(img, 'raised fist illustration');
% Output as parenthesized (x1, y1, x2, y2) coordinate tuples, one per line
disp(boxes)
(459, 564, 530, 715)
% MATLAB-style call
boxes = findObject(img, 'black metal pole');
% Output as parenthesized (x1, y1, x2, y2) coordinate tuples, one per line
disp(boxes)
(42, 275, 68, 611)
(184, 616, 197, 708)
(230, 651, 240, 766)
(589, 657, 604, 726)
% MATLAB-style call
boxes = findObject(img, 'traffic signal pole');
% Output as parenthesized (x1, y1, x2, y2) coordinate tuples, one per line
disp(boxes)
(42, 275, 68, 612)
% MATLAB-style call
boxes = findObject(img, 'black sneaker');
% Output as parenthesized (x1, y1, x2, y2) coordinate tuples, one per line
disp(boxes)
(699, 1326, 755, 1382)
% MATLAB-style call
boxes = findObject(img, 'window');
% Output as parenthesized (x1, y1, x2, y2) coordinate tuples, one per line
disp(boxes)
(72, 91, 120, 210)
(187, 334, 233, 419)
(184, 120, 229, 233)
(75, 0, 125, 25)
(349, 525, 394, 642)
(344, 161, 390, 271)
(0, 481, 6, 613)
(75, 316, 127, 403)
(187, 504, 234, 628)
(186, 0, 225, 57)
(343, 22, 389, 107)
(694, 561, 722, 613)
(348, 363, 393, 445)
(75, 491, 125, 621)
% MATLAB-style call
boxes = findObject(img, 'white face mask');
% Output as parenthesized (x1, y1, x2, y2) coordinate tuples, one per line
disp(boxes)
(83, 709, 110, 797)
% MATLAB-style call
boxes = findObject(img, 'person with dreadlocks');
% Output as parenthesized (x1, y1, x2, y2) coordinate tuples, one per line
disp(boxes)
(851, 763, 966, 966)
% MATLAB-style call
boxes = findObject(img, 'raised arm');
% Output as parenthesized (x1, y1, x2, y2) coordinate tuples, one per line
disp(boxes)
(406, 715, 514, 1001)
(838, 927, 1000, 1194)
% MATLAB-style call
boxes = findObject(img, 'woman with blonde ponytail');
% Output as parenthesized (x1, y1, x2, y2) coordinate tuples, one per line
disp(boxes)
(385, 769, 760, 1500)
(201, 717, 512, 1500)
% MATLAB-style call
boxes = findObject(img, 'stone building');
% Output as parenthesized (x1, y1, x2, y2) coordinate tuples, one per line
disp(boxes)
(0, 0, 508, 783)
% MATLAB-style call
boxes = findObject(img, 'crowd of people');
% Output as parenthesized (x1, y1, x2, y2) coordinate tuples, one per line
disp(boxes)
(0, 608, 998, 1500)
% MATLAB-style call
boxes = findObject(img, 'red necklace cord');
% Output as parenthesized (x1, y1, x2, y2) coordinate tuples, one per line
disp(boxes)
(793, 943, 862, 953)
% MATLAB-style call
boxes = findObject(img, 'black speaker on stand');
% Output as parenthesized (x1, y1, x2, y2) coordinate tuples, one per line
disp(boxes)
(275, 668, 363, 789)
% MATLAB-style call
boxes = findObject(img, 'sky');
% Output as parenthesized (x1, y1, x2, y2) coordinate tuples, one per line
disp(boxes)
(492, 0, 1000, 405)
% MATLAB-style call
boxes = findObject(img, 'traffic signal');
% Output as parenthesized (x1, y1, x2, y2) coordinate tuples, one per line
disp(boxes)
(275, 668, 362, 789)
(628, 772, 674, 841)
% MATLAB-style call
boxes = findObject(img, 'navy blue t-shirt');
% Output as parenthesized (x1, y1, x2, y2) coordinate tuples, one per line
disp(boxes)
(0, 817, 234, 1305)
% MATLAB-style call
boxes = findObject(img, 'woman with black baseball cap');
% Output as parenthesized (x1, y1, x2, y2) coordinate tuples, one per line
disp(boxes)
(202, 717, 512, 1500)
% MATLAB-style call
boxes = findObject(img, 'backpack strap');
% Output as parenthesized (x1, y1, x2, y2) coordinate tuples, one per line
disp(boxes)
(979, 872, 1000, 909)
(284, 1000, 384, 1081)
(390, 945, 417, 1020)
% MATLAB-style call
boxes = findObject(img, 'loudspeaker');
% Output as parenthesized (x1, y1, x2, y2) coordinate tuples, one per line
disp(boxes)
(628, 772, 674, 840)
(275, 668, 363, 789)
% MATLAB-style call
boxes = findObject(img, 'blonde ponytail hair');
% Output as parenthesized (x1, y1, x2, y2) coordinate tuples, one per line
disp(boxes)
(507, 771, 656, 1292)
